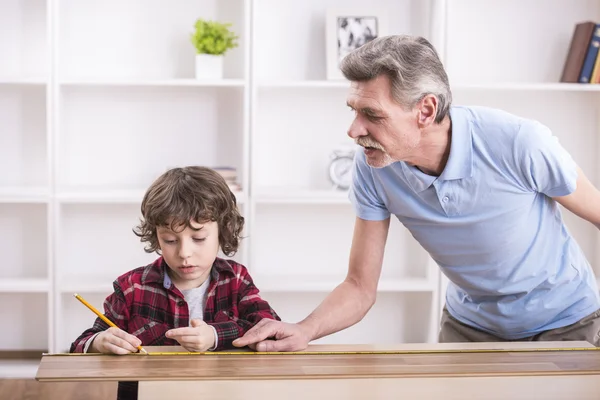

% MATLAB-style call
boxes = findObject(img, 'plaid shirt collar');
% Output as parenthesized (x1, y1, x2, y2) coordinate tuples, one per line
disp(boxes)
(140, 256, 236, 290)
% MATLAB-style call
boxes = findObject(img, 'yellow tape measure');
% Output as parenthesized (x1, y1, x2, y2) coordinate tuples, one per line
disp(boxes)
(45, 346, 600, 356)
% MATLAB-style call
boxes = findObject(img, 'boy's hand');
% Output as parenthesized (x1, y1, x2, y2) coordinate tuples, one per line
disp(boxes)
(165, 319, 216, 352)
(90, 327, 142, 355)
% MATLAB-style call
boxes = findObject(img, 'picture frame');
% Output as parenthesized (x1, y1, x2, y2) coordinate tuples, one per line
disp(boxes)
(325, 8, 388, 80)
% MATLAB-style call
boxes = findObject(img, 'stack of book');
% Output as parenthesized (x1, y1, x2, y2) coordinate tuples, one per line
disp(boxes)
(212, 166, 241, 192)
(560, 21, 600, 83)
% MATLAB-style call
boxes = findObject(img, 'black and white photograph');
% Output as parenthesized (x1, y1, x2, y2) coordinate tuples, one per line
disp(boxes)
(326, 8, 388, 80)
(337, 16, 378, 64)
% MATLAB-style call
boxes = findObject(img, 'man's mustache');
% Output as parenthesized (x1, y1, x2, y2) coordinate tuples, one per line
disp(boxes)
(356, 137, 383, 151)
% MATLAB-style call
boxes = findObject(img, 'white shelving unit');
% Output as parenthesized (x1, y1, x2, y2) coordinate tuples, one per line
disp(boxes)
(1, 0, 599, 378)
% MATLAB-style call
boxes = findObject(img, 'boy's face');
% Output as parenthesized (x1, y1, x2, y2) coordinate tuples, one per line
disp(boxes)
(156, 219, 220, 290)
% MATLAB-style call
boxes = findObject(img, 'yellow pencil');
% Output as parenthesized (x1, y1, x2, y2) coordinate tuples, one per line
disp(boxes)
(73, 293, 148, 354)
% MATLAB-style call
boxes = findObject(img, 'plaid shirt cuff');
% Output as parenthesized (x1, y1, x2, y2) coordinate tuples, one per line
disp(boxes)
(209, 325, 218, 351)
(83, 332, 102, 353)
(209, 321, 241, 351)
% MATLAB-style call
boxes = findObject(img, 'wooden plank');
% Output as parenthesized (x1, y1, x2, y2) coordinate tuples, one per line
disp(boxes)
(138, 376, 600, 400)
(140, 341, 595, 353)
(0, 379, 116, 400)
(0, 350, 46, 360)
(36, 343, 600, 382)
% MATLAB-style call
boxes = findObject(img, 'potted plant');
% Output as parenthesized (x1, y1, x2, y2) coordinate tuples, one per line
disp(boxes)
(190, 18, 239, 79)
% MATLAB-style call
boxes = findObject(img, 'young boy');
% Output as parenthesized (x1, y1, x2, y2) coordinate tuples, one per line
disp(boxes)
(70, 166, 280, 399)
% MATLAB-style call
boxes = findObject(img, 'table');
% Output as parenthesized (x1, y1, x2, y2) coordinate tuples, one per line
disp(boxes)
(36, 342, 600, 399)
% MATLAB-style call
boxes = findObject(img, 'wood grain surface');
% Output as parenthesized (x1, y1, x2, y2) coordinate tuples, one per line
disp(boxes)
(138, 376, 600, 400)
(0, 379, 116, 400)
(36, 342, 600, 382)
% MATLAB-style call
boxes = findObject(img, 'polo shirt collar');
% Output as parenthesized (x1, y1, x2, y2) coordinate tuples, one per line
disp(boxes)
(438, 106, 473, 181)
(401, 106, 473, 192)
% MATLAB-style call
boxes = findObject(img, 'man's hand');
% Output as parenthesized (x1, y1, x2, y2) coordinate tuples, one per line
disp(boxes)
(232, 319, 312, 352)
(90, 327, 142, 355)
(165, 319, 216, 352)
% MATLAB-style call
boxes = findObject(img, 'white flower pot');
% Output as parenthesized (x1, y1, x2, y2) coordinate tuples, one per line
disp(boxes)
(195, 54, 224, 80)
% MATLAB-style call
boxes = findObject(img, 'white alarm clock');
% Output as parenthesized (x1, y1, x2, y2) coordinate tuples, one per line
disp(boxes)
(328, 145, 356, 190)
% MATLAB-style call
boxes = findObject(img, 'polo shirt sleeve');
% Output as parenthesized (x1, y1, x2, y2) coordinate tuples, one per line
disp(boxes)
(348, 147, 390, 221)
(515, 120, 578, 197)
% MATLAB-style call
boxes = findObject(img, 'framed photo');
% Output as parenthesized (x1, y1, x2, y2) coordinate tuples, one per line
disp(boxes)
(325, 8, 388, 80)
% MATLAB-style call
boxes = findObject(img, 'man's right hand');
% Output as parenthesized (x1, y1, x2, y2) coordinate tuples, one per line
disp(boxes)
(232, 319, 312, 352)
(90, 327, 142, 355)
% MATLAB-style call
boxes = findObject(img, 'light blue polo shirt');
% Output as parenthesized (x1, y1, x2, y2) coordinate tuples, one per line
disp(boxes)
(349, 105, 600, 339)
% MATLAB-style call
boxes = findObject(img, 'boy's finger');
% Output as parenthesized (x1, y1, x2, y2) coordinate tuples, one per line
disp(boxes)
(111, 328, 142, 347)
(168, 334, 201, 342)
(106, 342, 133, 355)
(108, 335, 139, 353)
(165, 327, 196, 338)
(190, 319, 206, 328)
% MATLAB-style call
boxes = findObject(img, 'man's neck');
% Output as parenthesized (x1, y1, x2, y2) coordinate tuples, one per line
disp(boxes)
(405, 116, 452, 176)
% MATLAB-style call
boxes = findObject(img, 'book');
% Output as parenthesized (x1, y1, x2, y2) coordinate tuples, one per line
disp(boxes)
(560, 21, 596, 83)
(578, 24, 600, 83)
(212, 166, 241, 191)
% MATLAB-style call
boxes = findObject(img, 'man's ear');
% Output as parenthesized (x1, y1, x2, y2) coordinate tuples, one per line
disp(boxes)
(418, 94, 437, 127)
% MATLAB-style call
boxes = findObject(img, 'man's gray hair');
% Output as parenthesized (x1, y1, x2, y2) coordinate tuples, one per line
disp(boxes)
(340, 35, 452, 123)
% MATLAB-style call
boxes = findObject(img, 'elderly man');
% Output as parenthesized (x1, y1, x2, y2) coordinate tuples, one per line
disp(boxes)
(233, 35, 600, 351)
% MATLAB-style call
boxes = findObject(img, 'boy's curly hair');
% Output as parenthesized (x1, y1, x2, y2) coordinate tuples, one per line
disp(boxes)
(133, 166, 244, 256)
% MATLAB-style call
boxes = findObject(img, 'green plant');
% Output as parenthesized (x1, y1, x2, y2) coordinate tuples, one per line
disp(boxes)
(190, 18, 238, 56)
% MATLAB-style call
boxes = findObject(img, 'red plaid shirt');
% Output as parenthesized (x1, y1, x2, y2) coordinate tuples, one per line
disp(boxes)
(70, 256, 280, 353)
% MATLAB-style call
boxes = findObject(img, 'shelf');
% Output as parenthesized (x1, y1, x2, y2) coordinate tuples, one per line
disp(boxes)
(0, 359, 40, 378)
(258, 80, 350, 89)
(57, 189, 246, 205)
(57, 276, 436, 294)
(257, 81, 600, 92)
(0, 187, 49, 203)
(253, 189, 350, 204)
(0, 279, 49, 293)
(59, 79, 246, 88)
(254, 276, 435, 293)
(0, 77, 46, 86)
(57, 189, 146, 204)
(59, 281, 113, 294)
(452, 83, 600, 92)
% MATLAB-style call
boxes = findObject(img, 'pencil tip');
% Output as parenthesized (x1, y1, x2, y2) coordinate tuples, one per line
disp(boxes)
(141, 348, 148, 354)
(73, 293, 78, 297)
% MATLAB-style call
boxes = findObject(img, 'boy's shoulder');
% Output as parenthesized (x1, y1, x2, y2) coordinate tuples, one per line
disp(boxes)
(212, 257, 249, 277)
(113, 257, 165, 289)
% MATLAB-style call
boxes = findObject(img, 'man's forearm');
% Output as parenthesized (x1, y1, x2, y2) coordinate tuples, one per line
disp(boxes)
(298, 280, 375, 341)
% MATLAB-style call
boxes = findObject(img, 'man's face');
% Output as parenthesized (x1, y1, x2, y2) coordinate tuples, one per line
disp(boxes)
(346, 74, 420, 168)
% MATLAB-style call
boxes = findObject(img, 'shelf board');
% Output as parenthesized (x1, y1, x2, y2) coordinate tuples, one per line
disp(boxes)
(57, 189, 246, 205)
(59, 281, 113, 294)
(56, 189, 146, 204)
(253, 276, 435, 292)
(258, 81, 600, 91)
(258, 80, 350, 89)
(0, 77, 46, 85)
(0, 187, 50, 203)
(59, 78, 246, 88)
(0, 359, 41, 378)
(452, 82, 600, 92)
(253, 189, 350, 204)
(60, 277, 435, 294)
(0, 279, 49, 293)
